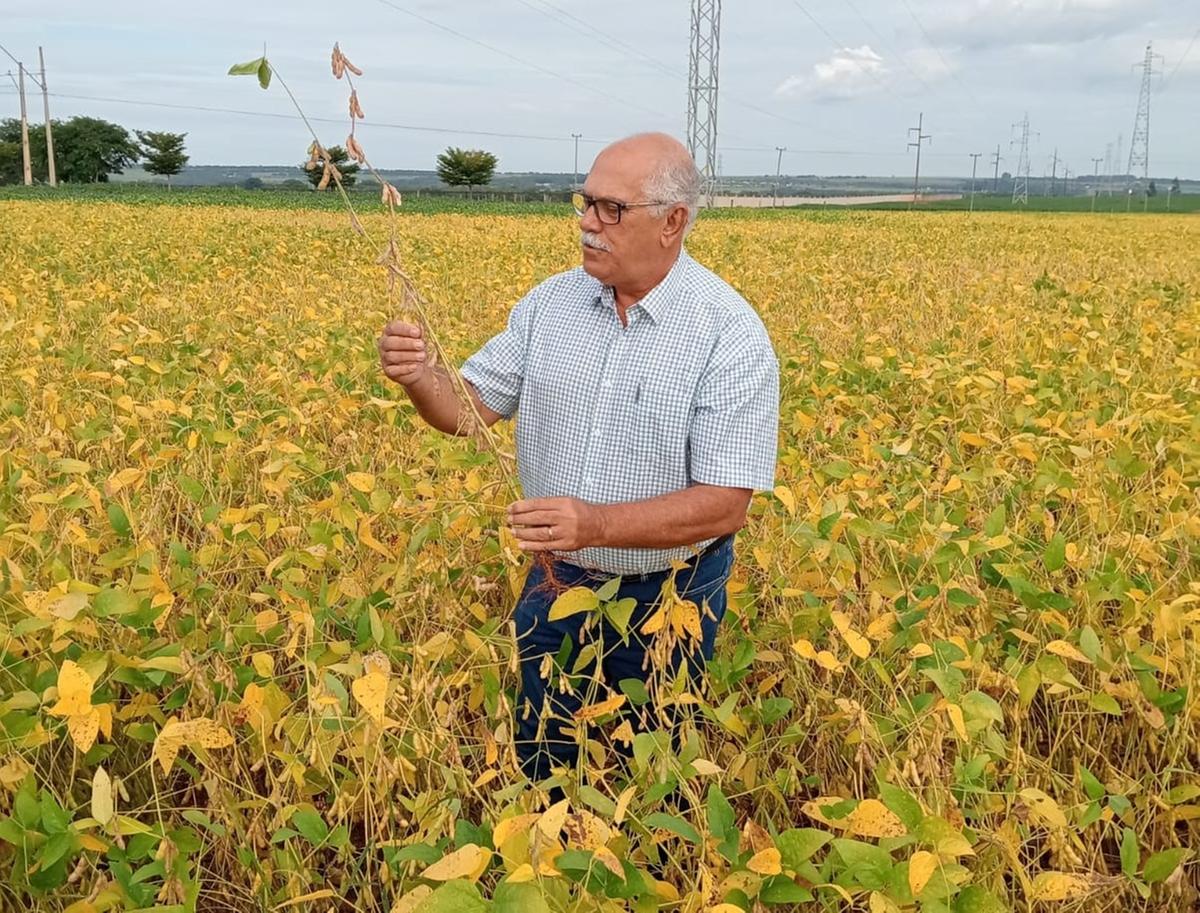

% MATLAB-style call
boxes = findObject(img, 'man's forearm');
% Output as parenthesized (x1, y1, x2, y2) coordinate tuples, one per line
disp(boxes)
(592, 484, 750, 550)
(402, 367, 488, 436)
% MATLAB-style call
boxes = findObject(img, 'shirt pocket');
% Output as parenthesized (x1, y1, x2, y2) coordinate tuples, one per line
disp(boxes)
(625, 376, 665, 464)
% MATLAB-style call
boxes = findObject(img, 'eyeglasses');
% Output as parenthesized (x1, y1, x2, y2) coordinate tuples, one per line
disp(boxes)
(572, 191, 670, 225)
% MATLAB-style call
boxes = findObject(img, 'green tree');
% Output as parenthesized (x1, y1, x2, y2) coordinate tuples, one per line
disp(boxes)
(303, 145, 358, 190)
(55, 117, 140, 182)
(136, 130, 189, 188)
(1170, 176, 1180, 195)
(1146, 180, 1157, 197)
(435, 146, 498, 196)
(0, 116, 140, 184)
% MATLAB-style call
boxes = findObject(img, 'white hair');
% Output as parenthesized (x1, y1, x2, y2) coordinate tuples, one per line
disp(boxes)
(643, 152, 702, 235)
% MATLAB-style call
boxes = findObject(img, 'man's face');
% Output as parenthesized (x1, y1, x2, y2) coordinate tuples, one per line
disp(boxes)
(578, 148, 664, 286)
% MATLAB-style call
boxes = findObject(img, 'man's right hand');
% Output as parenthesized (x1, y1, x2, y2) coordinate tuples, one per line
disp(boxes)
(378, 321, 429, 387)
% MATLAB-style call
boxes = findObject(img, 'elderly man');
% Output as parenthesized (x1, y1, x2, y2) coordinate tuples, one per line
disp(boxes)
(378, 132, 779, 784)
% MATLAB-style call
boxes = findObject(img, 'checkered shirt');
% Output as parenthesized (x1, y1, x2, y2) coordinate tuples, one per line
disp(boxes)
(461, 248, 779, 574)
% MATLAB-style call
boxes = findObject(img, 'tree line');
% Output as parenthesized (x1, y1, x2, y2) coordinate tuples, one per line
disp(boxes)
(0, 117, 188, 186)
(1, 114, 500, 195)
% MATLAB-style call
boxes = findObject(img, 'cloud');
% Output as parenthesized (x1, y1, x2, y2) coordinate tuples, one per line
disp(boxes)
(775, 45, 888, 101)
(933, 0, 1167, 51)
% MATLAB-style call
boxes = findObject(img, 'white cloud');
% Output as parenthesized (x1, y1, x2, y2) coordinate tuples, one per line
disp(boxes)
(902, 48, 957, 82)
(775, 45, 888, 101)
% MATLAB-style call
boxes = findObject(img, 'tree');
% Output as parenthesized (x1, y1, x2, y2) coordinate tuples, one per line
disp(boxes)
(1170, 176, 1181, 195)
(303, 145, 358, 190)
(436, 146, 498, 196)
(0, 120, 48, 184)
(53, 117, 140, 183)
(1146, 180, 1157, 197)
(137, 130, 189, 188)
(241, 177, 266, 190)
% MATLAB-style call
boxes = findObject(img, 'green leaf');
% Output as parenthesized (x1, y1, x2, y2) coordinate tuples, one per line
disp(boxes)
(1016, 663, 1040, 707)
(962, 690, 1004, 725)
(1043, 532, 1066, 572)
(618, 677, 649, 706)
(94, 586, 139, 617)
(414, 880, 487, 913)
(257, 59, 272, 90)
(1164, 785, 1200, 805)
(107, 501, 132, 538)
(1143, 847, 1189, 884)
(878, 782, 924, 832)
(604, 597, 637, 639)
(228, 57, 265, 76)
(776, 828, 832, 868)
(642, 812, 700, 844)
(1078, 625, 1101, 661)
(759, 875, 814, 904)
(595, 575, 622, 602)
(39, 832, 74, 870)
(548, 586, 599, 621)
(954, 884, 1009, 913)
(706, 785, 734, 843)
(1079, 766, 1105, 801)
(983, 503, 1006, 537)
(290, 808, 328, 846)
(1119, 827, 1140, 877)
(1089, 693, 1122, 715)
(493, 882, 550, 913)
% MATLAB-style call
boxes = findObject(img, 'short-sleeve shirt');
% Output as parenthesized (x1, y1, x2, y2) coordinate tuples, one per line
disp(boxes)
(461, 247, 779, 575)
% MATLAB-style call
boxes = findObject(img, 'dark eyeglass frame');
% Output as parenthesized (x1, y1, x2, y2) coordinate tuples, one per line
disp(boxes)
(572, 191, 671, 225)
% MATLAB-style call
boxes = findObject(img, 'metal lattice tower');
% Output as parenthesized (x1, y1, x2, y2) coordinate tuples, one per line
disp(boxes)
(686, 0, 721, 206)
(1126, 42, 1164, 180)
(1010, 112, 1034, 205)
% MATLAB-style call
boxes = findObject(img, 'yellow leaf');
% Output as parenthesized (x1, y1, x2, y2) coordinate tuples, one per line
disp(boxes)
(892, 438, 913, 456)
(1019, 788, 1069, 829)
(48, 660, 94, 717)
(865, 613, 896, 641)
(959, 432, 987, 448)
(747, 847, 782, 876)
(346, 471, 376, 493)
(67, 706, 101, 753)
(869, 892, 901, 913)
(538, 799, 571, 841)
(803, 797, 906, 838)
(773, 485, 796, 516)
(564, 810, 612, 850)
(1030, 871, 1094, 901)
(1045, 640, 1092, 664)
(492, 814, 539, 850)
(91, 766, 114, 826)
(351, 670, 388, 725)
(691, 758, 724, 776)
(908, 850, 938, 896)
(815, 650, 844, 672)
(548, 587, 599, 621)
(152, 718, 234, 775)
(575, 693, 626, 721)
(420, 844, 491, 882)
(792, 638, 818, 660)
(389, 885, 432, 913)
(944, 703, 969, 740)
(505, 864, 535, 884)
(908, 643, 933, 659)
(252, 652, 275, 678)
(942, 475, 963, 494)
(840, 627, 872, 659)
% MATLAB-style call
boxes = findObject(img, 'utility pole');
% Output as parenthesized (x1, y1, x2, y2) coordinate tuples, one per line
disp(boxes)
(968, 152, 981, 212)
(1048, 148, 1059, 196)
(686, 0, 722, 206)
(773, 145, 785, 207)
(990, 144, 1002, 192)
(1127, 42, 1164, 181)
(1091, 156, 1103, 211)
(570, 133, 582, 187)
(907, 112, 931, 204)
(37, 48, 55, 187)
(17, 63, 32, 185)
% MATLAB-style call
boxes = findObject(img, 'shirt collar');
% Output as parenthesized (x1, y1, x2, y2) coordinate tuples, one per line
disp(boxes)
(589, 248, 690, 325)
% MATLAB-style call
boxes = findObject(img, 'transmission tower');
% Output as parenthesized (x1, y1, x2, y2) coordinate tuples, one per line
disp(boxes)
(686, 0, 721, 206)
(1126, 42, 1164, 180)
(1010, 112, 1035, 205)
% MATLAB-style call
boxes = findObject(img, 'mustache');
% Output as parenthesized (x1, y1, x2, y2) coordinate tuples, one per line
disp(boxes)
(580, 231, 612, 252)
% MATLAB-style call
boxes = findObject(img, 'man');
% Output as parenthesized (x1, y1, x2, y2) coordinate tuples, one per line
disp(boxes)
(378, 132, 778, 784)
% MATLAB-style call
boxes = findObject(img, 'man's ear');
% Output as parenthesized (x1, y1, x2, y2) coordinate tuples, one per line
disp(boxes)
(661, 204, 689, 245)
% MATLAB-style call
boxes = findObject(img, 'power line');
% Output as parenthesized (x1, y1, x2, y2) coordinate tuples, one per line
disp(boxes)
(1162, 25, 1200, 89)
(840, 0, 934, 91)
(373, 0, 669, 120)
(44, 90, 595, 144)
(789, 0, 899, 99)
(896, 0, 978, 105)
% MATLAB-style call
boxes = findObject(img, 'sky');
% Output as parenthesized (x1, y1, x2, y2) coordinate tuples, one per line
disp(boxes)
(2, 0, 1198, 179)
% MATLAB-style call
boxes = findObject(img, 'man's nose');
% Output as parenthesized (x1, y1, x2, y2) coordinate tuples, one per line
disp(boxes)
(579, 202, 603, 233)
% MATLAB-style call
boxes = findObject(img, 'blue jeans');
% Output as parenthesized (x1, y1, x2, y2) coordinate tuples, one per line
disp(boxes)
(513, 536, 735, 783)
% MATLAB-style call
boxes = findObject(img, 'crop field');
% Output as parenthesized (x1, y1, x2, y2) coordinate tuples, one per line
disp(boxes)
(0, 199, 1197, 912)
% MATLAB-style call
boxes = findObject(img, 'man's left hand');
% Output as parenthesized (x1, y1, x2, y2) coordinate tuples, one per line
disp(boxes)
(508, 497, 603, 552)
